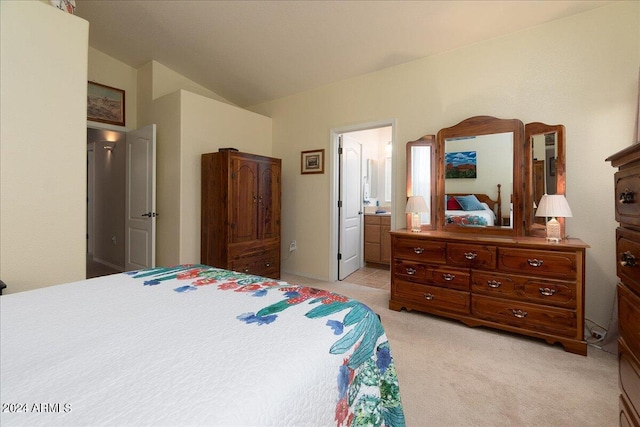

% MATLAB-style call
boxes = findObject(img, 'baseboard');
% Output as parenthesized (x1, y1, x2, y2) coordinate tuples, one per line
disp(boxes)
(91, 257, 123, 272)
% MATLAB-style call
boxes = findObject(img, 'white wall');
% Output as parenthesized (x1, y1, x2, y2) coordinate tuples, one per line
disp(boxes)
(249, 2, 640, 328)
(0, 1, 89, 293)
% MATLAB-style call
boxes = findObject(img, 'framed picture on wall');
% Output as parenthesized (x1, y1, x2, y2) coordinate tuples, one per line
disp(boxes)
(87, 81, 125, 127)
(301, 149, 325, 174)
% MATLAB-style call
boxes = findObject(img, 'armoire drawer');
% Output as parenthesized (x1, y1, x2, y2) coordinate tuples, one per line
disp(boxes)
(617, 227, 640, 295)
(497, 248, 578, 280)
(472, 295, 577, 338)
(614, 165, 640, 227)
(393, 237, 446, 263)
(393, 279, 470, 315)
(471, 271, 576, 308)
(230, 253, 279, 278)
(447, 243, 497, 270)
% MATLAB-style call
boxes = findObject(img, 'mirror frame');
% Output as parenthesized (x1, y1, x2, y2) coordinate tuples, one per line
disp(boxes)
(436, 116, 525, 236)
(524, 122, 566, 238)
(406, 135, 436, 230)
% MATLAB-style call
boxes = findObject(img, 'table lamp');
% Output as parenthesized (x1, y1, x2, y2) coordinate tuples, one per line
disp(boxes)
(535, 194, 573, 242)
(405, 196, 428, 232)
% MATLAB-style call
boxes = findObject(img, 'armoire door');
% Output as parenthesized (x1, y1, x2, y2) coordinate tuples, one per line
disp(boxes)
(230, 156, 259, 243)
(258, 160, 281, 240)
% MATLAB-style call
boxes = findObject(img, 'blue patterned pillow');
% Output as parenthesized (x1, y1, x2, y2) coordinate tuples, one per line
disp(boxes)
(454, 195, 485, 211)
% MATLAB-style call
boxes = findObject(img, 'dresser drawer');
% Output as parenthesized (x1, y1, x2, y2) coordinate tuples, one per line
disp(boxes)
(472, 295, 577, 338)
(471, 271, 576, 308)
(431, 267, 470, 291)
(617, 228, 640, 296)
(619, 284, 640, 358)
(619, 339, 640, 426)
(447, 243, 497, 270)
(393, 237, 446, 263)
(393, 260, 429, 282)
(394, 279, 470, 315)
(614, 165, 640, 228)
(497, 248, 578, 280)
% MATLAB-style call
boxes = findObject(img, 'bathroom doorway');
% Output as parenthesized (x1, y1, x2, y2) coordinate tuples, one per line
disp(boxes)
(330, 120, 395, 282)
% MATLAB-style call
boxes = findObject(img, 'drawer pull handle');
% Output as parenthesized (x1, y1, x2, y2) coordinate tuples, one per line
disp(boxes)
(423, 293, 435, 300)
(413, 247, 425, 254)
(405, 267, 417, 275)
(620, 188, 635, 204)
(527, 258, 544, 267)
(442, 273, 455, 281)
(243, 267, 250, 273)
(487, 280, 501, 288)
(511, 309, 528, 319)
(265, 262, 271, 267)
(464, 252, 478, 260)
(539, 287, 556, 296)
(620, 251, 637, 268)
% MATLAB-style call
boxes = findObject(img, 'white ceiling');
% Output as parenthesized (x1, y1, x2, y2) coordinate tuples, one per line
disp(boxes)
(75, 0, 614, 107)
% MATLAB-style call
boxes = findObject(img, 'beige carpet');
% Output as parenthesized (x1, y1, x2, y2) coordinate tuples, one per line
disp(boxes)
(282, 270, 618, 427)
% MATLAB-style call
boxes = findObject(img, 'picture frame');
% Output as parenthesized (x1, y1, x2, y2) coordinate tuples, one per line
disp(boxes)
(301, 149, 325, 174)
(87, 81, 125, 127)
(444, 151, 477, 179)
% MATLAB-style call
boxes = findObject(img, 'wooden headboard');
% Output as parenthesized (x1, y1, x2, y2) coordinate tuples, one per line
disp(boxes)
(447, 184, 502, 224)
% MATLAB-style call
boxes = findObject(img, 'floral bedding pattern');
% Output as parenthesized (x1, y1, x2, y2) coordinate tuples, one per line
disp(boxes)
(446, 214, 488, 226)
(127, 265, 405, 427)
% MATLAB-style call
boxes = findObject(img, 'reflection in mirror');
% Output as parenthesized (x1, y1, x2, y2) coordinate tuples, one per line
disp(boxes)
(436, 116, 524, 236)
(444, 132, 513, 228)
(406, 135, 435, 229)
(525, 123, 566, 238)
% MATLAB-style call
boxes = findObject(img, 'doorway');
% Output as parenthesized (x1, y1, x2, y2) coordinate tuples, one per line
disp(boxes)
(86, 127, 126, 278)
(330, 120, 396, 282)
(86, 124, 157, 278)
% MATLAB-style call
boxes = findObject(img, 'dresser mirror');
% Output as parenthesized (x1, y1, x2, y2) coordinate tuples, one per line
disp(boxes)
(435, 116, 525, 236)
(525, 122, 566, 238)
(406, 135, 436, 228)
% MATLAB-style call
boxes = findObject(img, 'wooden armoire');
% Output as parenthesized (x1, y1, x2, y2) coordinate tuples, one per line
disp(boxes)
(201, 150, 281, 279)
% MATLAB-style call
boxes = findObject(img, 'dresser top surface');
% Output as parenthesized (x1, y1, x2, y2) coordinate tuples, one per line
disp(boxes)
(390, 229, 589, 249)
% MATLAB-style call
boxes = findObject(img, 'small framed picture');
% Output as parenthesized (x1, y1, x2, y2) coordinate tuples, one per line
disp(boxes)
(301, 149, 325, 174)
(87, 81, 125, 127)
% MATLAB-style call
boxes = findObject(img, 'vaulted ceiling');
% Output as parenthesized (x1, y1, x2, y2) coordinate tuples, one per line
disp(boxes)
(75, 0, 614, 107)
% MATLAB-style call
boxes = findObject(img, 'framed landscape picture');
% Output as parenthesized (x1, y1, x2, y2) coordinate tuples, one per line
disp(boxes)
(87, 81, 125, 126)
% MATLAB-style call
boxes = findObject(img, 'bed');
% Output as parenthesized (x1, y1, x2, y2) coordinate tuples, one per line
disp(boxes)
(0, 265, 405, 427)
(445, 184, 502, 227)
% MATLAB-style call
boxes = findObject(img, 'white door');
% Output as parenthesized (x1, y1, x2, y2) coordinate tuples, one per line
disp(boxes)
(125, 124, 156, 271)
(339, 135, 363, 280)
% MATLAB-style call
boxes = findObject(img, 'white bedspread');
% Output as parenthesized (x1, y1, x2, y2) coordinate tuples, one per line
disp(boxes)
(1, 265, 404, 427)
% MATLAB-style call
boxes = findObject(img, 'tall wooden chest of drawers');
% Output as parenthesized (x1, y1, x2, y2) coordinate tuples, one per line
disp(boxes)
(389, 230, 589, 355)
(607, 145, 640, 426)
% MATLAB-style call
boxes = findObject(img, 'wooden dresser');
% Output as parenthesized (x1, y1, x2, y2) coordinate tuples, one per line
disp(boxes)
(389, 230, 589, 355)
(607, 145, 640, 426)
(364, 214, 391, 265)
(201, 151, 281, 279)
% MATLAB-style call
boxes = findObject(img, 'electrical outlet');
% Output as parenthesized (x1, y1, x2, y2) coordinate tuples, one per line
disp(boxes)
(289, 240, 297, 252)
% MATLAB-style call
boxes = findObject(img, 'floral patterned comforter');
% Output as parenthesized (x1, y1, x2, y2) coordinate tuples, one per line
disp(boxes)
(1, 265, 405, 427)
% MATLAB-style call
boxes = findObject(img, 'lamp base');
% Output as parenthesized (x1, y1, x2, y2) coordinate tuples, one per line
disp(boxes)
(410, 213, 421, 232)
(545, 217, 561, 242)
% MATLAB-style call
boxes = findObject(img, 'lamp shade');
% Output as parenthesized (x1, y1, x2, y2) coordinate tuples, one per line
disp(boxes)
(405, 196, 428, 213)
(535, 194, 573, 218)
